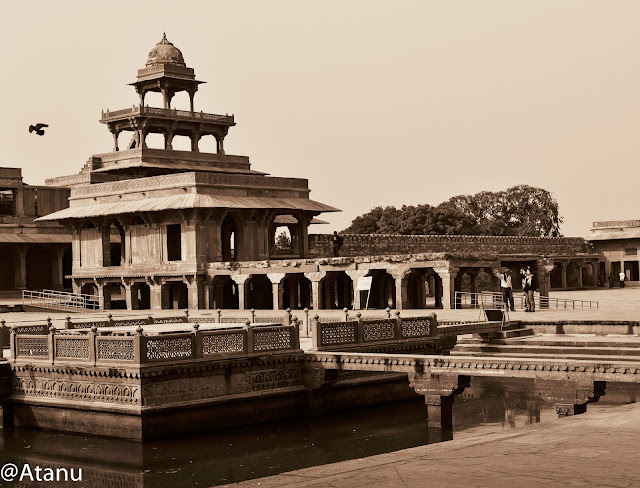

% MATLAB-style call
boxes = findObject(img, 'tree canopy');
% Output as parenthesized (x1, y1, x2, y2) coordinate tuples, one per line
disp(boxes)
(343, 185, 563, 237)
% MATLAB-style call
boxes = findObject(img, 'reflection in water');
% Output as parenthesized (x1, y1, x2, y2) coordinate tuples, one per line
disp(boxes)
(0, 379, 637, 488)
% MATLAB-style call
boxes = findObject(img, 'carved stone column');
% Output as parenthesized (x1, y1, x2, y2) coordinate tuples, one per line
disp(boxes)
(433, 266, 459, 310)
(534, 379, 606, 416)
(231, 274, 251, 310)
(389, 268, 410, 310)
(345, 270, 369, 310)
(537, 259, 555, 307)
(148, 278, 162, 310)
(267, 273, 286, 310)
(577, 261, 584, 289)
(186, 277, 199, 310)
(123, 279, 133, 310)
(304, 272, 326, 310)
(409, 373, 470, 428)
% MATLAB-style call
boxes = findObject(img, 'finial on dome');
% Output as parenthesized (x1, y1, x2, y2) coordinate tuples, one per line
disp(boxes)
(160, 32, 168, 44)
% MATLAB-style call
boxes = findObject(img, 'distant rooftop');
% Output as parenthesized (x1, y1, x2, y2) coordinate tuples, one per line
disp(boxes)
(590, 220, 640, 241)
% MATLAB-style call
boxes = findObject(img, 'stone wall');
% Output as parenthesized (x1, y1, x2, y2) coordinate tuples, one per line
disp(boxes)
(309, 234, 592, 258)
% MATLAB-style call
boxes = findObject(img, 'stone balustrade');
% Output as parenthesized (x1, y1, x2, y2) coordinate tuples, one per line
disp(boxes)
(311, 312, 437, 351)
(10, 321, 301, 365)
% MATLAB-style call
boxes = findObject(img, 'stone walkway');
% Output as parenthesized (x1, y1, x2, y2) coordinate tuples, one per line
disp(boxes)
(224, 401, 640, 488)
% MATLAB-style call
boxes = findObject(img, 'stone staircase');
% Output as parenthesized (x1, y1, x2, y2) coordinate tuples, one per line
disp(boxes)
(452, 334, 640, 361)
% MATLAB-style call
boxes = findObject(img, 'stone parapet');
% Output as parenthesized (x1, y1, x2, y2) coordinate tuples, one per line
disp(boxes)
(309, 233, 593, 259)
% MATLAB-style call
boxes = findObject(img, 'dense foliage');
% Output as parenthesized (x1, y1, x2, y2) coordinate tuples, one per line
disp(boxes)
(343, 185, 562, 237)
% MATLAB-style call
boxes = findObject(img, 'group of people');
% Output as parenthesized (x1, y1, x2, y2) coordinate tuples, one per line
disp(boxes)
(495, 267, 537, 313)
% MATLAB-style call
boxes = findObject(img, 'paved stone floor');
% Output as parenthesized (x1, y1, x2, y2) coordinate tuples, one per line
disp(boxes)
(224, 401, 640, 488)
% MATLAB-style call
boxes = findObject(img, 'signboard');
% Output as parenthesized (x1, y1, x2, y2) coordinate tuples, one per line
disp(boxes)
(356, 277, 373, 291)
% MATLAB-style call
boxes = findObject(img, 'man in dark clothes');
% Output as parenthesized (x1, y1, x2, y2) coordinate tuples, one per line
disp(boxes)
(523, 268, 536, 312)
(332, 231, 344, 257)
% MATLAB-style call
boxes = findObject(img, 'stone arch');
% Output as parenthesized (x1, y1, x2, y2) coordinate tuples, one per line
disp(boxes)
(80, 283, 98, 296)
(105, 220, 125, 267)
(364, 269, 396, 309)
(247, 274, 273, 309)
(320, 271, 353, 310)
(550, 262, 565, 289)
(221, 214, 238, 262)
(566, 262, 581, 288)
(162, 281, 188, 309)
(103, 282, 126, 310)
(407, 268, 443, 309)
(582, 262, 596, 287)
(282, 274, 312, 310)
(210, 275, 239, 309)
(131, 282, 151, 310)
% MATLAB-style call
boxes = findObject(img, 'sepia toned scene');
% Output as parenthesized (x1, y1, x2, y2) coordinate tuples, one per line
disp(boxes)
(1, 1, 640, 487)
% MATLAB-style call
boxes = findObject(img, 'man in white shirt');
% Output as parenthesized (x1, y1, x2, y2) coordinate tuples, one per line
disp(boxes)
(494, 268, 515, 311)
(619, 270, 626, 288)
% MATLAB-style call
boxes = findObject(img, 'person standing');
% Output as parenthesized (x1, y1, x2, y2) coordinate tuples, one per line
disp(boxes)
(494, 268, 515, 311)
(619, 270, 626, 288)
(524, 268, 536, 312)
(332, 231, 344, 257)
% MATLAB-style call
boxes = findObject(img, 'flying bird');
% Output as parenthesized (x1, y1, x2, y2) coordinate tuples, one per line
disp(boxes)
(29, 123, 48, 136)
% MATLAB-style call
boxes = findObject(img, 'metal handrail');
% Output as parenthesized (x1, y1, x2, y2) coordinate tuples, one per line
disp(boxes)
(22, 290, 103, 311)
(454, 291, 599, 310)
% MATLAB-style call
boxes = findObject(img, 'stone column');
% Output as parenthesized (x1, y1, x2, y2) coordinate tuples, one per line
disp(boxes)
(304, 272, 326, 310)
(345, 270, 369, 310)
(389, 268, 409, 310)
(577, 261, 584, 288)
(231, 274, 251, 310)
(14, 247, 27, 290)
(149, 279, 162, 310)
(203, 279, 211, 309)
(536, 260, 554, 307)
(560, 262, 567, 289)
(409, 373, 470, 428)
(267, 273, 286, 310)
(124, 281, 133, 310)
(433, 266, 458, 310)
(187, 279, 199, 310)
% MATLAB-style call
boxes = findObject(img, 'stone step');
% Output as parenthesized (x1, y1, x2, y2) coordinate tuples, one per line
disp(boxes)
(481, 328, 535, 339)
(451, 343, 640, 357)
(449, 350, 640, 362)
(457, 337, 640, 348)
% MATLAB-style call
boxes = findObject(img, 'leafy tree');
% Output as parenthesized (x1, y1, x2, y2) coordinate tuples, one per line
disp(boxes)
(275, 231, 292, 250)
(343, 185, 562, 237)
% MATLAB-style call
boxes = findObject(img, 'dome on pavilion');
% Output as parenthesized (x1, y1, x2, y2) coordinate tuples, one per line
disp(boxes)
(146, 33, 186, 67)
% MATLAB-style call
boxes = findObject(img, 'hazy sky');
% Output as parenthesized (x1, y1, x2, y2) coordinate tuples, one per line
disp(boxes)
(1, 0, 639, 237)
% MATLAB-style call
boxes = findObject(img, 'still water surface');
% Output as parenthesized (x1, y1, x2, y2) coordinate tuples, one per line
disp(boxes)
(0, 378, 637, 488)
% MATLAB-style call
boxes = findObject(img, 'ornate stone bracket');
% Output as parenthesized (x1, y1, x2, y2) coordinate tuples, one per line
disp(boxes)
(534, 379, 606, 416)
(408, 373, 470, 428)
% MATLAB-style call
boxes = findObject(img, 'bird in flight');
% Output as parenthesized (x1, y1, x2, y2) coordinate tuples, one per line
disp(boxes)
(29, 123, 48, 136)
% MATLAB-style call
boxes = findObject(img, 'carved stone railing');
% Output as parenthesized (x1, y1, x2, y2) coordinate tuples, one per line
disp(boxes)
(100, 105, 234, 125)
(10, 321, 301, 365)
(311, 313, 437, 351)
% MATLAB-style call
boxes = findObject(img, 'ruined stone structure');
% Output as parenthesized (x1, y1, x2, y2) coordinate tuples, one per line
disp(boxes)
(38, 36, 601, 311)
(590, 220, 640, 285)
(0, 168, 71, 293)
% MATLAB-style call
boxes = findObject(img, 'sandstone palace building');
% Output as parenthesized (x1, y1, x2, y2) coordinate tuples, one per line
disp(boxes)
(37, 35, 602, 311)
